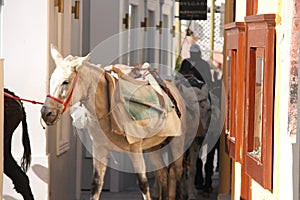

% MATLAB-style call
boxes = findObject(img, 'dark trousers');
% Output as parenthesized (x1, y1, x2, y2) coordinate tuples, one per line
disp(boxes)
(194, 139, 220, 188)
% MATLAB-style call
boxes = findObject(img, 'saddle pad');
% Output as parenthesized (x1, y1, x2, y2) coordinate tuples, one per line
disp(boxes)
(118, 77, 173, 120)
(104, 72, 182, 144)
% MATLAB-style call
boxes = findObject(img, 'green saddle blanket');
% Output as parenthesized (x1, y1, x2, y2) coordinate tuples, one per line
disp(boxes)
(104, 71, 182, 144)
(117, 77, 173, 120)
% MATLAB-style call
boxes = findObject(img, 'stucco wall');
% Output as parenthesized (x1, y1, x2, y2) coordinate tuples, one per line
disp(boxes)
(233, 0, 295, 200)
(2, 0, 49, 199)
(0, 59, 3, 199)
(257, 0, 278, 15)
(235, 0, 246, 21)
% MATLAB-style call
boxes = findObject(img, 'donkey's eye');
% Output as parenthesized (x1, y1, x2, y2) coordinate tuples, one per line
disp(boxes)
(62, 80, 70, 85)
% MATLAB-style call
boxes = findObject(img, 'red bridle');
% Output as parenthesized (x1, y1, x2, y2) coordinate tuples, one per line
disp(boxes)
(46, 72, 79, 113)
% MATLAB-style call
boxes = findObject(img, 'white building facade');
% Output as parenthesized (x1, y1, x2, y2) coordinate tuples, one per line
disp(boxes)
(0, 0, 177, 199)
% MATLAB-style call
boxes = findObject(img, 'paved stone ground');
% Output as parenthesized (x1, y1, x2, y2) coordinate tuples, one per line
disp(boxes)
(98, 150, 232, 200)
(100, 172, 221, 200)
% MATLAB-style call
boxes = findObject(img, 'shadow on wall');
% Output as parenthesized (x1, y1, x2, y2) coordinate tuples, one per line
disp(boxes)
(3, 195, 18, 200)
(31, 164, 49, 184)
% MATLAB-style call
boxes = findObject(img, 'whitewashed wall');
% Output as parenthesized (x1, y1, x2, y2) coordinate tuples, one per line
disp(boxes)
(233, 1, 294, 200)
(2, 0, 49, 199)
(235, 0, 246, 22)
(0, 59, 4, 199)
(275, 0, 294, 199)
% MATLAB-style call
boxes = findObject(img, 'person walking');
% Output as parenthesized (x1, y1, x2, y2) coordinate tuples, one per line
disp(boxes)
(179, 43, 219, 194)
(179, 43, 213, 89)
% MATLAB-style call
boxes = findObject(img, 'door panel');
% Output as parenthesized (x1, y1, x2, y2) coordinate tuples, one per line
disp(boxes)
(48, 0, 82, 199)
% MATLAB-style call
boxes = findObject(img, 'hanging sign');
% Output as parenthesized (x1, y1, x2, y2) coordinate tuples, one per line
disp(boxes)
(178, 0, 207, 20)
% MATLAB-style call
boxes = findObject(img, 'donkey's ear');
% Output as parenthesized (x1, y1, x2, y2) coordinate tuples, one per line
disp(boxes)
(82, 53, 91, 63)
(50, 44, 63, 64)
(74, 53, 91, 71)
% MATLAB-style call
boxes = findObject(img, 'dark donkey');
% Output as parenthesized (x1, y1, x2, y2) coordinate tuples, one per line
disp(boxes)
(4, 88, 34, 200)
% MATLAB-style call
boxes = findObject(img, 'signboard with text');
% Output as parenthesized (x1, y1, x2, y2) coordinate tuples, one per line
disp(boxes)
(178, 0, 207, 20)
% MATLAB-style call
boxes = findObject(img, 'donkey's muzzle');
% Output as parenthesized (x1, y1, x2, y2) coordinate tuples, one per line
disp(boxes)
(40, 106, 60, 126)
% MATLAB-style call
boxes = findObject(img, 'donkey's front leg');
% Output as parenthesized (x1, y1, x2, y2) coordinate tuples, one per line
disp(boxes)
(91, 149, 108, 200)
(129, 142, 152, 200)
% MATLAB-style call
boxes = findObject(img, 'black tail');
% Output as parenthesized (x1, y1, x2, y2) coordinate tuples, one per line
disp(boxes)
(20, 105, 31, 172)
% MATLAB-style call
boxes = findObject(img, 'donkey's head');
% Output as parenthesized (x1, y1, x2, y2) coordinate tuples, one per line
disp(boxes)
(41, 44, 90, 125)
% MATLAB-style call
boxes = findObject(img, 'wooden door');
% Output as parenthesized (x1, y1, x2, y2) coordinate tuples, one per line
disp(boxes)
(48, 0, 82, 199)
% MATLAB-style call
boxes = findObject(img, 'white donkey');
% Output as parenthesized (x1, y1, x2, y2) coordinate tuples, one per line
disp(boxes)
(41, 45, 189, 200)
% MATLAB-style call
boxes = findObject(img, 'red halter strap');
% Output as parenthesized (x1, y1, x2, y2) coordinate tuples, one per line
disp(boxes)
(47, 72, 79, 113)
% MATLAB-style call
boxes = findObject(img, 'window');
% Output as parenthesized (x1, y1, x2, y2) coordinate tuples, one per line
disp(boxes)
(251, 49, 264, 160)
(244, 14, 276, 190)
(224, 22, 245, 162)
